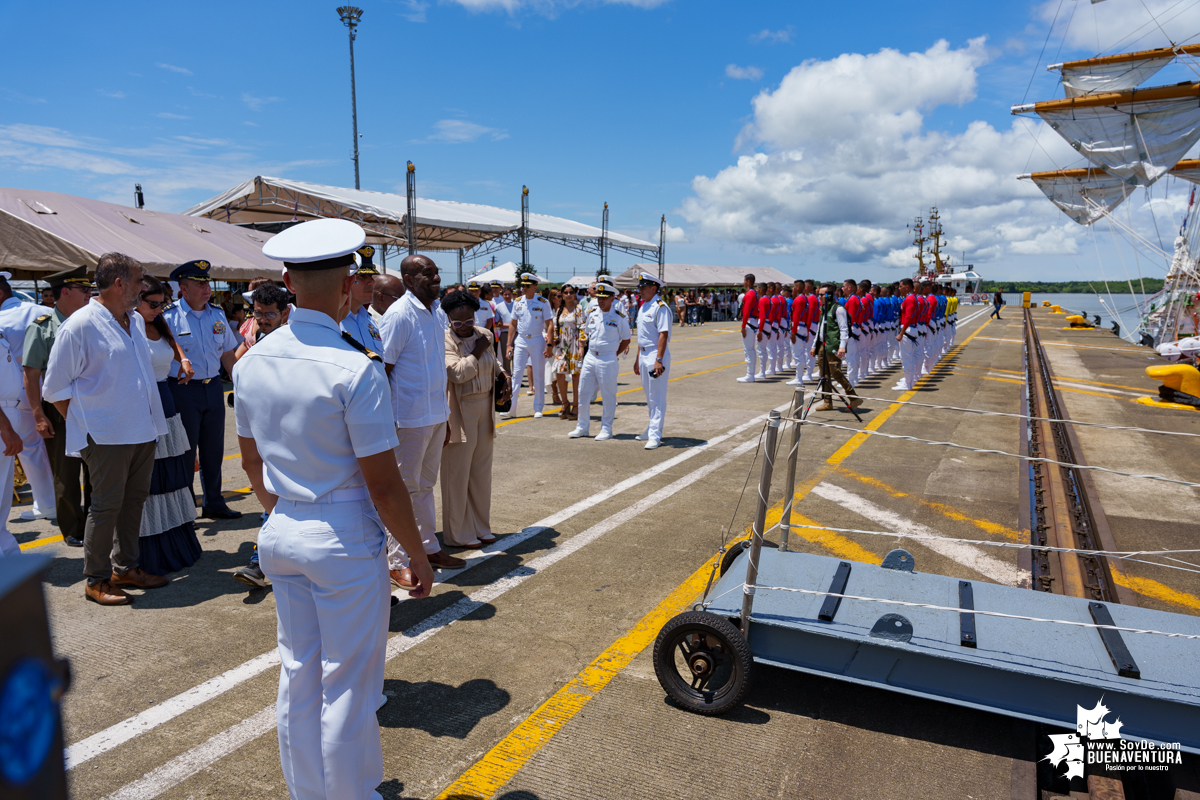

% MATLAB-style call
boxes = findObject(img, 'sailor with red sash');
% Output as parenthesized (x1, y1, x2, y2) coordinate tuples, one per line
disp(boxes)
(756, 283, 773, 378)
(894, 278, 921, 391)
(920, 282, 937, 376)
(841, 280, 862, 384)
(737, 274, 761, 383)
(787, 282, 807, 386)
(858, 282, 875, 376)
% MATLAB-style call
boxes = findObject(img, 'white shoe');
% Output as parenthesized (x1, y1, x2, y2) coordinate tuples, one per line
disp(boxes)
(378, 693, 389, 710)
(635, 431, 649, 441)
(800, 373, 811, 383)
(568, 427, 587, 438)
(595, 430, 612, 441)
(891, 382, 908, 391)
(644, 439, 661, 450)
(736, 376, 755, 383)
(754, 373, 767, 381)
(765, 369, 776, 377)
(785, 378, 802, 386)
(533, 411, 543, 418)
(19, 509, 54, 522)
(500, 412, 514, 419)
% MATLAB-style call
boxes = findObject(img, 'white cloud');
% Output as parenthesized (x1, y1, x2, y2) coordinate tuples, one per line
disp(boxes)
(725, 64, 764, 81)
(663, 222, 686, 242)
(399, 0, 429, 21)
(156, 62, 192, 75)
(749, 27, 792, 44)
(1042, 0, 1200, 54)
(242, 93, 281, 112)
(1, 89, 46, 104)
(156, 112, 190, 120)
(98, 90, 125, 99)
(424, 119, 508, 143)
(681, 38, 1091, 265)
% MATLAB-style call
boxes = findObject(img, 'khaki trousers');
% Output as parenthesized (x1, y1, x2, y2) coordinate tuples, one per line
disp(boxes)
(440, 393, 494, 546)
(386, 422, 445, 570)
(80, 437, 156, 583)
(43, 401, 92, 541)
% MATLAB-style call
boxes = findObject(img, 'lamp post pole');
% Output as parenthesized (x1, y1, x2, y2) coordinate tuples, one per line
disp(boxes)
(337, 6, 363, 190)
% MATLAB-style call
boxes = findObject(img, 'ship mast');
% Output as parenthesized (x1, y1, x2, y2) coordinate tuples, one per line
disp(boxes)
(928, 206, 947, 274)
(912, 215, 926, 277)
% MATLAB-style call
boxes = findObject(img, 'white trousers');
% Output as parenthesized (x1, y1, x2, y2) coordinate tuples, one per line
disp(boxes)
(259, 496, 390, 800)
(899, 328, 921, 390)
(755, 330, 771, 376)
(576, 352, 618, 435)
(639, 348, 670, 442)
(0, 410, 17, 556)
(12, 404, 55, 515)
(387, 422, 445, 570)
(843, 333, 860, 384)
(920, 327, 935, 375)
(791, 334, 810, 379)
(510, 335, 546, 414)
(741, 325, 758, 380)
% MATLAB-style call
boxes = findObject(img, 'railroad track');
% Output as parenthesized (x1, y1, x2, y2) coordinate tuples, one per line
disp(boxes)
(1022, 308, 1125, 604)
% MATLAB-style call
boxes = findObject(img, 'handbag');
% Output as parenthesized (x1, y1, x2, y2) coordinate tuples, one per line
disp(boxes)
(494, 370, 512, 413)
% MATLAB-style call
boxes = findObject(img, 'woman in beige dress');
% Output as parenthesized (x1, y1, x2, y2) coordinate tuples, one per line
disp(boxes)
(441, 290, 509, 548)
(552, 284, 585, 420)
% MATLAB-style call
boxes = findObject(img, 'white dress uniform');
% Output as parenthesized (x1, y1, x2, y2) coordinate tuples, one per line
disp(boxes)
(635, 278, 673, 449)
(0, 328, 23, 556)
(237, 220, 398, 800)
(0, 293, 56, 519)
(570, 294, 630, 440)
(508, 288, 552, 417)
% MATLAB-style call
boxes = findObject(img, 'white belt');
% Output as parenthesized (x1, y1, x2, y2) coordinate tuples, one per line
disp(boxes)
(0, 399, 18, 408)
(519, 333, 544, 340)
(313, 486, 371, 504)
(745, 318, 759, 329)
(641, 345, 661, 353)
(589, 350, 618, 359)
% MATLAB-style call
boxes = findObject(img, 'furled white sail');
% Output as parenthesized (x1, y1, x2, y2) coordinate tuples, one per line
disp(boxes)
(1058, 57, 1173, 97)
(1025, 169, 1135, 225)
(1036, 95, 1200, 185)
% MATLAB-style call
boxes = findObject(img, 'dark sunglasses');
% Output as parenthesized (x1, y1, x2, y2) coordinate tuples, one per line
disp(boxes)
(142, 298, 167, 309)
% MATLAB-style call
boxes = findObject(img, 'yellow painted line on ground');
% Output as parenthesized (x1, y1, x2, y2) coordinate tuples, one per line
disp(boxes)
(975, 337, 1139, 353)
(835, 468, 1021, 541)
(19, 534, 63, 551)
(1112, 569, 1200, 613)
(954, 364, 1146, 393)
(434, 546, 730, 800)
(618, 348, 742, 377)
(977, 374, 1139, 401)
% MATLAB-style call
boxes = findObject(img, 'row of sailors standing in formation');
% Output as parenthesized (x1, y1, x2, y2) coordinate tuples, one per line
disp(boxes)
(736, 274, 959, 394)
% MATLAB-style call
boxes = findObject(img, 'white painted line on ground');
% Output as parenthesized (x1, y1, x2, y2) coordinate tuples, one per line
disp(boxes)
(811, 482, 1025, 586)
(103, 434, 766, 800)
(70, 405, 781, 770)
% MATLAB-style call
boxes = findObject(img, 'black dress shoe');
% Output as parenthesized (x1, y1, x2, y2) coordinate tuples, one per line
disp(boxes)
(64, 536, 84, 547)
(202, 506, 243, 520)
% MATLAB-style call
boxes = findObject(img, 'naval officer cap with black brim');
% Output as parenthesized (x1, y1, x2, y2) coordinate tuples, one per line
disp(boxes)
(595, 280, 617, 298)
(171, 259, 215, 282)
(354, 244, 380, 276)
(637, 271, 664, 289)
(262, 218, 367, 271)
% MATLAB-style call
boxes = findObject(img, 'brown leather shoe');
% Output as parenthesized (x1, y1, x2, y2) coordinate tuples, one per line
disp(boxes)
(427, 550, 467, 569)
(86, 580, 131, 606)
(849, 397, 864, 409)
(814, 401, 834, 411)
(390, 568, 418, 591)
(111, 567, 169, 590)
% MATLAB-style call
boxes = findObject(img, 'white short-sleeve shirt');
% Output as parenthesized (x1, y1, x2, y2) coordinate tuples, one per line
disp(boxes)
(378, 292, 450, 429)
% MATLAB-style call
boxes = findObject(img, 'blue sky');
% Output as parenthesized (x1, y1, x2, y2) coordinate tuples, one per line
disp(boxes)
(3, 0, 1199, 283)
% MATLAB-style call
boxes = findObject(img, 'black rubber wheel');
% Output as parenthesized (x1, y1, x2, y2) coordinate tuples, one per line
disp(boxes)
(718, 539, 777, 578)
(653, 611, 753, 715)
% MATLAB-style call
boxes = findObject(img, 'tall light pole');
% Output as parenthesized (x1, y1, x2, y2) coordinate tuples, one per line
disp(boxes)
(337, 6, 363, 189)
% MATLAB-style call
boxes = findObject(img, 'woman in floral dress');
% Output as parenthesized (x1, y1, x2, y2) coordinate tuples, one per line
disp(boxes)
(552, 284, 585, 420)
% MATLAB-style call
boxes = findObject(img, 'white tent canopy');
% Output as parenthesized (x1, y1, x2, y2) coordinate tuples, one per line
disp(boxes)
(0, 187, 280, 279)
(184, 176, 659, 256)
(613, 263, 794, 289)
(466, 261, 520, 285)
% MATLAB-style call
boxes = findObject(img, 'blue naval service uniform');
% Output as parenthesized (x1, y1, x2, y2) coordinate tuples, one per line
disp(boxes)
(161, 260, 242, 517)
(569, 283, 630, 440)
(341, 245, 385, 358)
(635, 272, 673, 449)
(238, 219, 398, 800)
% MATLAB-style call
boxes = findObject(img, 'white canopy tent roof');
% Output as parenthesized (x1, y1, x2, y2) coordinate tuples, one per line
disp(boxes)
(0, 187, 279, 280)
(184, 176, 659, 258)
(466, 261, 520, 285)
(613, 263, 794, 289)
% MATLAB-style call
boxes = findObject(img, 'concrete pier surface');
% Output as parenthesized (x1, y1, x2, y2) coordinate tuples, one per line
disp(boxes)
(16, 305, 1200, 799)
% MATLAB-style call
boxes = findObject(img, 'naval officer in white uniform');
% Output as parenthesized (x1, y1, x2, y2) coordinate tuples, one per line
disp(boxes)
(633, 272, 672, 450)
(503, 273, 552, 419)
(568, 279, 630, 441)
(234, 218, 434, 800)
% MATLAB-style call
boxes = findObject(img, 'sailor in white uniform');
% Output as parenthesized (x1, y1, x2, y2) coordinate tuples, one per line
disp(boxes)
(339, 245, 384, 358)
(0, 326, 25, 557)
(633, 272, 672, 450)
(503, 274, 552, 419)
(235, 218, 434, 800)
(568, 279, 630, 441)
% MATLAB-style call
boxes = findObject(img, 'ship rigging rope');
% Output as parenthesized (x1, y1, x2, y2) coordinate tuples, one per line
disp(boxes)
(703, 582, 1200, 641)
(784, 418, 1200, 488)
(764, 521, 1200, 576)
(805, 389, 1200, 437)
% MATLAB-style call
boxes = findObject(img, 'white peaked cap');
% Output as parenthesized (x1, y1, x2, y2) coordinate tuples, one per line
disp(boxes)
(262, 218, 366, 264)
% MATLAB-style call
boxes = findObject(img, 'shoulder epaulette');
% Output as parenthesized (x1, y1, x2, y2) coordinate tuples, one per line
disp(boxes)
(657, 300, 667, 308)
(163, 302, 178, 311)
(209, 302, 223, 310)
(34, 314, 51, 324)
(340, 331, 382, 362)
(615, 310, 626, 318)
